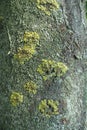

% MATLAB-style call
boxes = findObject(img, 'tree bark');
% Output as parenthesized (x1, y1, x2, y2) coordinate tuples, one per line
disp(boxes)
(0, 0, 87, 130)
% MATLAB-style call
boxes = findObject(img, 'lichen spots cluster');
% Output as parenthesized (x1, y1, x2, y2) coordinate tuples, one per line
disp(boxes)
(14, 45, 36, 64)
(37, 59, 68, 80)
(10, 92, 23, 106)
(39, 99, 59, 117)
(23, 31, 40, 45)
(24, 81, 38, 95)
(14, 31, 40, 64)
(37, 0, 59, 15)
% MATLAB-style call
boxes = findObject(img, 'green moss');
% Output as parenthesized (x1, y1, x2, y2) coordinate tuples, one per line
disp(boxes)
(39, 99, 59, 117)
(14, 45, 36, 64)
(24, 81, 38, 95)
(36, 0, 59, 16)
(37, 59, 68, 80)
(10, 92, 23, 106)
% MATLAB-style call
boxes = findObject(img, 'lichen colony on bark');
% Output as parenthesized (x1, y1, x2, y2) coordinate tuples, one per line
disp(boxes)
(0, 0, 87, 130)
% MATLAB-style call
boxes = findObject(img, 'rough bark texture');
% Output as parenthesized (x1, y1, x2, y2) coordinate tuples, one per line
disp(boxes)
(0, 0, 87, 130)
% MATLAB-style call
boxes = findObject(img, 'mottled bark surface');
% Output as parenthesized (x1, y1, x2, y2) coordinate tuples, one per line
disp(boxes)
(0, 0, 87, 130)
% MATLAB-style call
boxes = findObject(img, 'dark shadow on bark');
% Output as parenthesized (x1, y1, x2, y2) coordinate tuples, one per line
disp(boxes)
(0, 1, 13, 130)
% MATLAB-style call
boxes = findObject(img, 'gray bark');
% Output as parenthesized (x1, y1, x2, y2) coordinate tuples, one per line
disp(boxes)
(0, 0, 87, 130)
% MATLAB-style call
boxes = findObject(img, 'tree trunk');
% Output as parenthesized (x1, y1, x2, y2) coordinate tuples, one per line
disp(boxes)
(0, 0, 87, 130)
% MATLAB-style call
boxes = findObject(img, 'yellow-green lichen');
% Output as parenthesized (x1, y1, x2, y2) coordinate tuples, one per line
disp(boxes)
(24, 81, 38, 95)
(14, 45, 36, 64)
(39, 99, 59, 117)
(37, 0, 59, 16)
(37, 59, 68, 80)
(23, 31, 40, 45)
(10, 92, 23, 106)
(14, 31, 40, 64)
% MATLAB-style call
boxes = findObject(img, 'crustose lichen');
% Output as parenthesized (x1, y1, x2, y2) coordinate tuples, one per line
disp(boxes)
(23, 31, 40, 45)
(37, 59, 68, 80)
(37, 0, 59, 16)
(14, 45, 36, 64)
(10, 92, 23, 106)
(14, 31, 40, 64)
(24, 81, 38, 95)
(39, 99, 59, 117)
